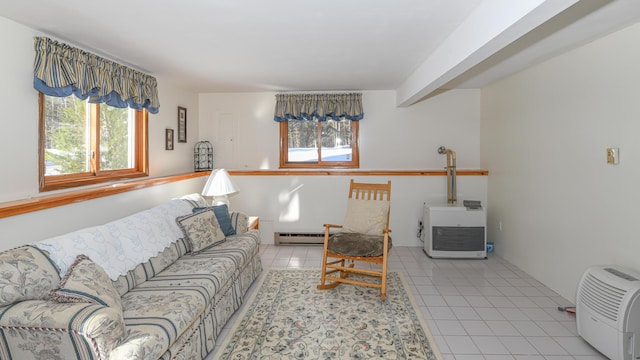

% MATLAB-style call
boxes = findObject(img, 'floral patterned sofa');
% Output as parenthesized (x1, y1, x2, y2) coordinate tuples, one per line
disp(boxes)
(0, 194, 262, 360)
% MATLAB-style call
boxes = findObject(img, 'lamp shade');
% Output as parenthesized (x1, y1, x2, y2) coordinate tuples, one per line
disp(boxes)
(202, 169, 239, 206)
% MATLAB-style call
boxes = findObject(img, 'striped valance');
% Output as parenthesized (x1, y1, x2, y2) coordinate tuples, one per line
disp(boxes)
(273, 93, 363, 122)
(33, 37, 160, 114)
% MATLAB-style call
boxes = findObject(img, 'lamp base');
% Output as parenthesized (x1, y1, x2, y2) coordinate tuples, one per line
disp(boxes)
(211, 195, 230, 207)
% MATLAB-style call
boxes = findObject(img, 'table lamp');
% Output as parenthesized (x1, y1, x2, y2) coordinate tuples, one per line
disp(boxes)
(202, 169, 239, 206)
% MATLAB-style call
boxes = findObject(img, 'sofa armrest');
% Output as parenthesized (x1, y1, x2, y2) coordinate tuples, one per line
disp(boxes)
(0, 300, 125, 360)
(231, 211, 249, 234)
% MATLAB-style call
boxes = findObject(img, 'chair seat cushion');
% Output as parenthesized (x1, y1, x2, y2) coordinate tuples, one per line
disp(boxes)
(327, 233, 392, 257)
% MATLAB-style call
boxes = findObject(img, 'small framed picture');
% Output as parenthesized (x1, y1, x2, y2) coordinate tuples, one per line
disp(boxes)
(166, 129, 174, 150)
(177, 106, 187, 143)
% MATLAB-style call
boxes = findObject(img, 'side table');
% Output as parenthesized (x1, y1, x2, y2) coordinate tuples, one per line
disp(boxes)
(248, 216, 259, 230)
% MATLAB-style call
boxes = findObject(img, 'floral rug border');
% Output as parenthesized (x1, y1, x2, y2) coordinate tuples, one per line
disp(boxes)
(213, 268, 442, 360)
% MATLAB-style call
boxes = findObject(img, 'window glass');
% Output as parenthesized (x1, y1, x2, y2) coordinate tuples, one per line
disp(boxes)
(99, 105, 134, 170)
(287, 119, 319, 163)
(44, 95, 90, 175)
(320, 119, 353, 162)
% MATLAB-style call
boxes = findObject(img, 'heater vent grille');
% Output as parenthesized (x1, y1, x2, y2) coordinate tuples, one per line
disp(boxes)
(432, 226, 484, 251)
(274, 232, 324, 245)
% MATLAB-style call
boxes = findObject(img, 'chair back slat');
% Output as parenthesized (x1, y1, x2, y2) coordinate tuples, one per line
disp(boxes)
(349, 180, 391, 201)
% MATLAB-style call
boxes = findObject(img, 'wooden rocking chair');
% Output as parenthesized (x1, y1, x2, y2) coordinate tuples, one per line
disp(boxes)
(317, 179, 392, 300)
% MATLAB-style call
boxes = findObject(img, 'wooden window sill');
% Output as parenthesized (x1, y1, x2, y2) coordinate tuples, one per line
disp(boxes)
(0, 172, 210, 219)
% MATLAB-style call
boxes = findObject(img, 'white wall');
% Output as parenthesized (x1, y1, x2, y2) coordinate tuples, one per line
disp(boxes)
(481, 21, 640, 301)
(200, 90, 481, 170)
(0, 16, 202, 250)
(199, 90, 486, 246)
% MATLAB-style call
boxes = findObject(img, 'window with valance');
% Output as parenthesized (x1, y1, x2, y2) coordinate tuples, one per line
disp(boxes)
(274, 93, 363, 168)
(33, 36, 159, 113)
(35, 37, 153, 191)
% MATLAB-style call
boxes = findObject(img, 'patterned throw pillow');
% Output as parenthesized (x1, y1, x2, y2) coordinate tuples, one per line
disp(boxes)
(192, 204, 236, 236)
(340, 199, 390, 235)
(50, 254, 123, 311)
(176, 209, 226, 253)
(0, 245, 61, 307)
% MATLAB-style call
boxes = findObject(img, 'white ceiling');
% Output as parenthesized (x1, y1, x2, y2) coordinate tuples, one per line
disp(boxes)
(1, 0, 640, 106)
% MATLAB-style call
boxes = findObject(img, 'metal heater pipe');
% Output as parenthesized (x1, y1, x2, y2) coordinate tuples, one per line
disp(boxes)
(437, 146, 457, 205)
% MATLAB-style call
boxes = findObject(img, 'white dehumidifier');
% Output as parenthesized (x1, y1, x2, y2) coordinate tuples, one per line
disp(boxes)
(576, 265, 640, 360)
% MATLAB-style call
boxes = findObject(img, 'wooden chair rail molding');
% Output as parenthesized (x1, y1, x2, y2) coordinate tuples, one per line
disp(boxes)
(0, 169, 487, 218)
(227, 169, 488, 176)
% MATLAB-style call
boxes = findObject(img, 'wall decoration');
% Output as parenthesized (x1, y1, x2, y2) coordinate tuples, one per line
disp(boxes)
(166, 129, 174, 150)
(194, 141, 214, 171)
(178, 106, 187, 143)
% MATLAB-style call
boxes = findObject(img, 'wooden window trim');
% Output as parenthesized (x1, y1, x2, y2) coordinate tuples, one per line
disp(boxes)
(38, 93, 149, 192)
(279, 120, 359, 169)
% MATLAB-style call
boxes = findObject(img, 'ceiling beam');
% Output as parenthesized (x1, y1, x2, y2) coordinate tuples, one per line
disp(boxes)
(395, 0, 580, 107)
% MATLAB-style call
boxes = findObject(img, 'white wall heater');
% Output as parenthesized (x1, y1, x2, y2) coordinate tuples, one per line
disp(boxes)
(422, 204, 486, 259)
(577, 265, 640, 360)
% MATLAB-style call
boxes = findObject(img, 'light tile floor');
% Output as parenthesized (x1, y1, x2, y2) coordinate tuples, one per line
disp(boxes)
(208, 245, 606, 360)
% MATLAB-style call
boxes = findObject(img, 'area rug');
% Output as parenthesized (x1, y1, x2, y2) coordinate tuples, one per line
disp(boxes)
(213, 269, 442, 360)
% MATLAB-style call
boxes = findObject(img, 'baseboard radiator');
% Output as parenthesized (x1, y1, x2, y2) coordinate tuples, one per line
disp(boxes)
(274, 232, 325, 245)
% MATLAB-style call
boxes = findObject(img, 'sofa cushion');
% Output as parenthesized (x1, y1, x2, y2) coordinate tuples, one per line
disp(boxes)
(51, 254, 123, 311)
(0, 245, 60, 307)
(120, 287, 205, 359)
(176, 209, 226, 253)
(193, 204, 236, 236)
(135, 234, 260, 295)
(111, 238, 192, 296)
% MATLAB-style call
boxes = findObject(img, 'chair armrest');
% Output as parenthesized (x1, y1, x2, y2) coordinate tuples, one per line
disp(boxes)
(0, 300, 125, 360)
(323, 223, 343, 229)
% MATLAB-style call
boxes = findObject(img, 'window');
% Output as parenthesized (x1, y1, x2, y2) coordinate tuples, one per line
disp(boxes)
(39, 93, 148, 191)
(280, 118, 359, 168)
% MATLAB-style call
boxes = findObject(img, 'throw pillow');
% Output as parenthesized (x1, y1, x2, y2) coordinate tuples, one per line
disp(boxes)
(176, 209, 226, 253)
(192, 204, 236, 236)
(340, 199, 390, 235)
(50, 254, 123, 311)
(0, 245, 61, 307)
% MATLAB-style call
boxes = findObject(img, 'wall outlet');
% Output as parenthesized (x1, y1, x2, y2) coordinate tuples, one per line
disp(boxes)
(607, 147, 619, 165)
(498, 221, 503, 231)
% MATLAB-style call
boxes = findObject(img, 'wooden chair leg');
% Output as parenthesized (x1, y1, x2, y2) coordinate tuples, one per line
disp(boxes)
(341, 259, 350, 278)
(319, 253, 328, 288)
(318, 227, 331, 289)
(380, 272, 387, 301)
(380, 234, 389, 301)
